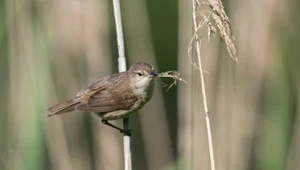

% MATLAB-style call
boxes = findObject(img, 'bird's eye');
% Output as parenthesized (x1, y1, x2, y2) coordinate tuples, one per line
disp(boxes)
(137, 72, 143, 76)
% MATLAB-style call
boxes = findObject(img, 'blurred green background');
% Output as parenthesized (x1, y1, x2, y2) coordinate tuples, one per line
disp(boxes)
(1, 0, 300, 170)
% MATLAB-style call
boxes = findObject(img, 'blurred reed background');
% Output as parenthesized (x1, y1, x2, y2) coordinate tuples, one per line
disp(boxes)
(0, 0, 299, 170)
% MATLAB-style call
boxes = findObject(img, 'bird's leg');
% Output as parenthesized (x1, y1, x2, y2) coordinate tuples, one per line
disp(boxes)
(101, 119, 132, 136)
(101, 119, 123, 131)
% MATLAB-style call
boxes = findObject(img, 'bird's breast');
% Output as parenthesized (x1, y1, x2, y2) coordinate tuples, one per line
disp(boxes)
(134, 79, 155, 103)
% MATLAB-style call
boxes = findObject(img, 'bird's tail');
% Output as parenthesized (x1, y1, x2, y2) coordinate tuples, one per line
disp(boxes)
(47, 97, 81, 117)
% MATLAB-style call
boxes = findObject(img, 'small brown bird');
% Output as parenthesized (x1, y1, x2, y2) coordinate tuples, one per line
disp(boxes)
(47, 62, 157, 134)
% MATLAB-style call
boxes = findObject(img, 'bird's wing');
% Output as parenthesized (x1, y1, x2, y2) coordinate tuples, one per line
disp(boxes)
(75, 72, 139, 113)
(76, 90, 139, 113)
(75, 72, 124, 103)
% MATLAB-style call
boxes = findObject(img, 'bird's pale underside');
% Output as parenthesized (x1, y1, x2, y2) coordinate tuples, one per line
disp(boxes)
(47, 62, 157, 121)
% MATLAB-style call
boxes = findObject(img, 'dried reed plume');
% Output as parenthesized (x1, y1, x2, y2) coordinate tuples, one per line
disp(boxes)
(189, 0, 237, 61)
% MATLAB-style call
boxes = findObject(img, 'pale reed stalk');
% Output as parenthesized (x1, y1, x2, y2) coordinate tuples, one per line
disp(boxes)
(192, 1, 216, 170)
(112, 0, 132, 169)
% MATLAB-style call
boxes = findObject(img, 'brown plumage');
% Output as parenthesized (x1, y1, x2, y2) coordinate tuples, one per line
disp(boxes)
(47, 62, 157, 121)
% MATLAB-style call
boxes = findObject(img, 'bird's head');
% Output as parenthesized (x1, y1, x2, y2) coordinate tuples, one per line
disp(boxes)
(129, 62, 157, 89)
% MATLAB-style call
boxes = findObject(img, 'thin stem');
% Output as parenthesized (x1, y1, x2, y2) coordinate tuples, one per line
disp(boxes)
(192, 1, 216, 170)
(112, 0, 132, 169)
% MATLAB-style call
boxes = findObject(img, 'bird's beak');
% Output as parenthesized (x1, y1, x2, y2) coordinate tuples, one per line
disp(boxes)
(150, 72, 158, 77)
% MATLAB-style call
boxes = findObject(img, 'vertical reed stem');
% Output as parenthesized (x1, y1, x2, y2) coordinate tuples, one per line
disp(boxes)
(112, 0, 132, 169)
(192, 1, 216, 170)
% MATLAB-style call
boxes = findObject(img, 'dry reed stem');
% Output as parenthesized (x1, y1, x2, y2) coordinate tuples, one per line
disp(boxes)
(191, 0, 216, 170)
